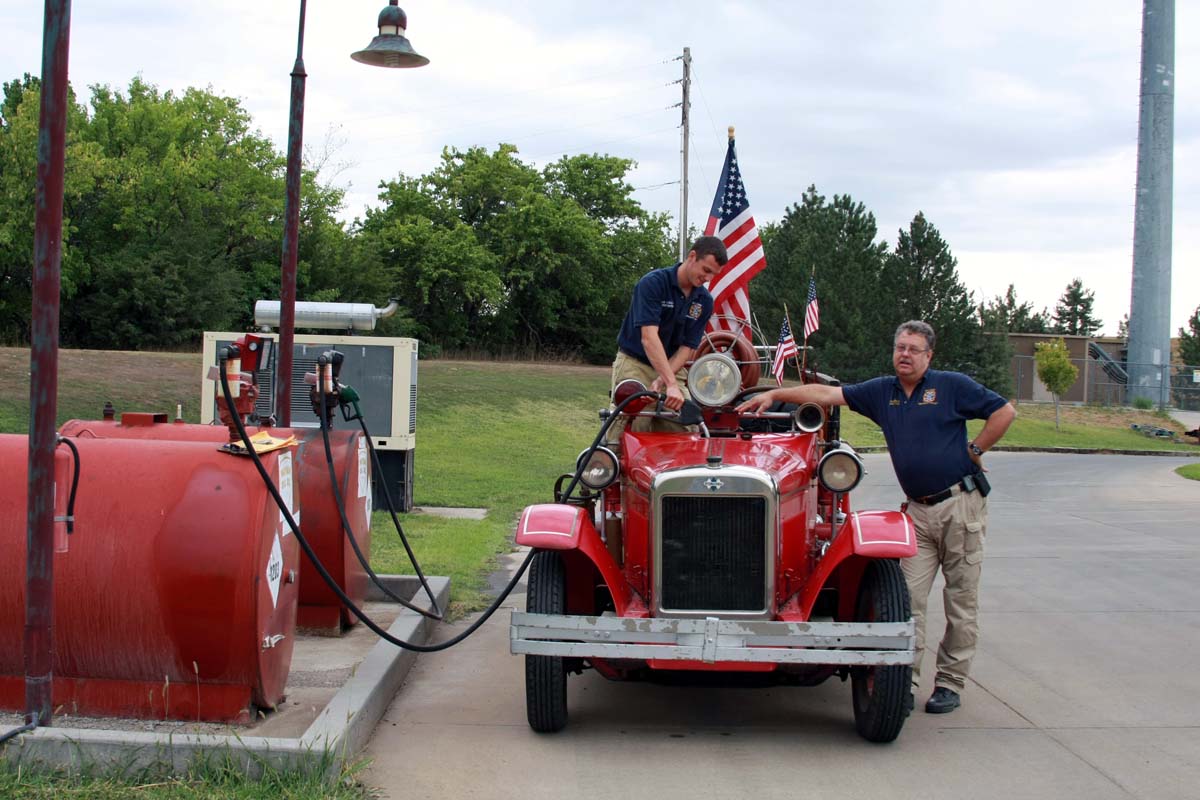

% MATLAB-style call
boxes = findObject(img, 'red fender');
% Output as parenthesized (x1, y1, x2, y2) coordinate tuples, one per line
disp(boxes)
(516, 504, 637, 615)
(849, 510, 917, 558)
(693, 330, 761, 389)
(783, 510, 916, 621)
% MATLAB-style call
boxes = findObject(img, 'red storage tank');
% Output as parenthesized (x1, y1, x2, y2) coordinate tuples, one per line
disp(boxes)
(0, 434, 299, 722)
(58, 417, 371, 632)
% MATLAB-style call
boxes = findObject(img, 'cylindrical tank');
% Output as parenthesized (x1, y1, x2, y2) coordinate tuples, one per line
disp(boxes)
(0, 434, 299, 722)
(58, 418, 371, 632)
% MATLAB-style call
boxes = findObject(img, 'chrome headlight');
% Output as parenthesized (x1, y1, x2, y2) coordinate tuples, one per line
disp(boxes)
(576, 446, 619, 490)
(818, 445, 863, 493)
(687, 352, 741, 407)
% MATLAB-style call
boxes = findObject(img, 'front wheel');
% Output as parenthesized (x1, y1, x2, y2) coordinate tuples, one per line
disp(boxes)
(850, 559, 912, 743)
(525, 550, 568, 732)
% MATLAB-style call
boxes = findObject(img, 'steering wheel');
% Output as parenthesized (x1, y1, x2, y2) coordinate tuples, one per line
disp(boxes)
(693, 330, 762, 389)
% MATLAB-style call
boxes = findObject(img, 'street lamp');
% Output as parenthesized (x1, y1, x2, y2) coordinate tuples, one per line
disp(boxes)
(276, 1, 427, 426)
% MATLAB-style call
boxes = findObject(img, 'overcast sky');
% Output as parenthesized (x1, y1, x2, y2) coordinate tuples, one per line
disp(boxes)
(3, 1, 1196, 337)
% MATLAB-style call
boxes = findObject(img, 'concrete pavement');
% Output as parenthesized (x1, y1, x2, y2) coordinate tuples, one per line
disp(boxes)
(363, 452, 1200, 800)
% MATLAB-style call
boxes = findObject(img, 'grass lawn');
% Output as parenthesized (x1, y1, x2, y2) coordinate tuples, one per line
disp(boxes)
(0, 754, 368, 799)
(1178, 463, 1200, 481)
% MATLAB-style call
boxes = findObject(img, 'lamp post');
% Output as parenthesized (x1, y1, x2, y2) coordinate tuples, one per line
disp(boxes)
(276, 1, 427, 426)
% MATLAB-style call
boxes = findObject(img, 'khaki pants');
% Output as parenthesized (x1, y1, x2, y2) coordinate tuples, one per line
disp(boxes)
(607, 351, 691, 439)
(901, 486, 988, 693)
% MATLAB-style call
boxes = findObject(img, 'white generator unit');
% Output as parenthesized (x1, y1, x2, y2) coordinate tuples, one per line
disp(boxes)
(201, 329, 418, 511)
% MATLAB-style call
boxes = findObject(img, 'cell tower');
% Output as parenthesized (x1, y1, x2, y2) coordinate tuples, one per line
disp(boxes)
(1127, 0, 1174, 405)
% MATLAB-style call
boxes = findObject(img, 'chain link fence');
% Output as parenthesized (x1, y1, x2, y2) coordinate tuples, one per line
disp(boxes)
(1011, 354, 1200, 411)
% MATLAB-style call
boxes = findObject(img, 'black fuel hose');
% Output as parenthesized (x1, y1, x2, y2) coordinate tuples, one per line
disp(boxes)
(221, 350, 662, 652)
(313, 357, 442, 620)
(220, 349, 529, 652)
(55, 435, 80, 533)
(0, 720, 36, 747)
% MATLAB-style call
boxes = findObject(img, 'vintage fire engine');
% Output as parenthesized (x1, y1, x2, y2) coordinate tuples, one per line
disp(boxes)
(510, 340, 918, 742)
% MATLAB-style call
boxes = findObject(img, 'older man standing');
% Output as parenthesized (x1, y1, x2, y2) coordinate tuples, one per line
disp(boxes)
(738, 320, 1016, 714)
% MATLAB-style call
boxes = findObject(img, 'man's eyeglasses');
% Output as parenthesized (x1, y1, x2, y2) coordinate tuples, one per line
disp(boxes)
(893, 345, 929, 355)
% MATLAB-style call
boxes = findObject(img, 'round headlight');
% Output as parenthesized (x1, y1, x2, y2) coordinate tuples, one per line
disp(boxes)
(687, 352, 741, 407)
(576, 446, 619, 490)
(818, 446, 864, 493)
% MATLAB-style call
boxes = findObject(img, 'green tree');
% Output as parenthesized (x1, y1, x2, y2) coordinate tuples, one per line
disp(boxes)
(1180, 305, 1200, 366)
(0, 75, 98, 343)
(359, 145, 671, 361)
(1052, 278, 1102, 336)
(754, 186, 889, 382)
(881, 212, 1009, 393)
(979, 284, 1050, 333)
(1034, 338, 1078, 431)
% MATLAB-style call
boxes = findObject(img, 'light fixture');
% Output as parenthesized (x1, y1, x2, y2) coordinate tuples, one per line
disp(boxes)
(351, 1, 430, 68)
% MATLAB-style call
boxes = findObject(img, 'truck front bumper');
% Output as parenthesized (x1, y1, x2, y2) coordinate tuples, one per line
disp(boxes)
(510, 612, 914, 666)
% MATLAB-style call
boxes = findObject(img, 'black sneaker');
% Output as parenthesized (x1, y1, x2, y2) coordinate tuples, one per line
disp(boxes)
(925, 687, 961, 714)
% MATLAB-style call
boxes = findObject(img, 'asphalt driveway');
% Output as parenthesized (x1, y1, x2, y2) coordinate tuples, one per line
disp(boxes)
(364, 452, 1200, 800)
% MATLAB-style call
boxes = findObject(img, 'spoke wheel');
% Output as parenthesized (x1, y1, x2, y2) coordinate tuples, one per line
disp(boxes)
(851, 559, 912, 743)
(525, 550, 568, 732)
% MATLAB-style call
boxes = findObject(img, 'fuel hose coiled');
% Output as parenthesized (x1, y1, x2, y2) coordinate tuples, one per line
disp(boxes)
(313, 354, 442, 620)
(219, 347, 661, 652)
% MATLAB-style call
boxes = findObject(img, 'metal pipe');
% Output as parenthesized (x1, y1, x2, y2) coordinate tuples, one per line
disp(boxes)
(277, 0, 308, 427)
(26, 0, 72, 728)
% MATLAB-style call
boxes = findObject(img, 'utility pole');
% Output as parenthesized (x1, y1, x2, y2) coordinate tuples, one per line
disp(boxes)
(678, 46, 691, 262)
(1127, 0, 1174, 406)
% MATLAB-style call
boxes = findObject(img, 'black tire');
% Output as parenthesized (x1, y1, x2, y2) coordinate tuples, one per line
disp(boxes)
(851, 559, 913, 743)
(525, 550, 568, 732)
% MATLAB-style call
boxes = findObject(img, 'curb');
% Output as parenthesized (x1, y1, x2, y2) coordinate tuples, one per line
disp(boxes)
(3, 575, 450, 778)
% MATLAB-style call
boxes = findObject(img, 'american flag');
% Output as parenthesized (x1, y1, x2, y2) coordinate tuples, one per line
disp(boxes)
(771, 317, 798, 385)
(703, 137, 766, 333)
(802, 277, 820, 339)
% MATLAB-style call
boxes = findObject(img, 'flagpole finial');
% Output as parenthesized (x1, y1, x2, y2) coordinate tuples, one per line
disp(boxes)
(728, 125, 735, 140)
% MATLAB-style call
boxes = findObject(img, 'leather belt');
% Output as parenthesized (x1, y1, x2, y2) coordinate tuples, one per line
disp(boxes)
(910, 478, 974, 506)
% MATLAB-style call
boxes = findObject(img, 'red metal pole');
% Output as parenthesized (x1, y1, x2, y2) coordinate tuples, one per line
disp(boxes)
(26, 0, 72, 728)
(276, 0, 308, 427)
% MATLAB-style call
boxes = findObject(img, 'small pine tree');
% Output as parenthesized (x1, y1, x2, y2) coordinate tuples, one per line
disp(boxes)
(1052, 278, 1102, 336)
(1179, 305, 1200, 367)
(1034, 338, 1078, 432)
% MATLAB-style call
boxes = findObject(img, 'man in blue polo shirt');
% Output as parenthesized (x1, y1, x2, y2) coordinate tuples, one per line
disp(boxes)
(611, 236, 727, 432)
(737, 320, 1016, 714)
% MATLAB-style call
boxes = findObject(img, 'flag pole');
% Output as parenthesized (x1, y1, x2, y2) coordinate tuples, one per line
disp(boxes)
(784, 303, 805, 383)
(798, 264, 816, 381)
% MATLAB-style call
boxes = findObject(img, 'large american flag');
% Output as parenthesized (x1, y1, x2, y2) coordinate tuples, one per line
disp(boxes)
(703, 137, 766, 333)
(771, 316, 798, 385)
(802, 277, 820, 339)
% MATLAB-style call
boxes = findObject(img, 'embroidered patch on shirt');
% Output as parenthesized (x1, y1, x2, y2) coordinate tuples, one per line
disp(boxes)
(661, 300, 675, 309)
(920, 388, 937, 404)
(687, 302, 703, 319)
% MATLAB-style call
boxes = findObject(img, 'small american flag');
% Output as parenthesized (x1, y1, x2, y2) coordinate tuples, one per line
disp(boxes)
(704, 136, 766, 333)
(803, 277, 820, 339)
(771, 317, 798, 385)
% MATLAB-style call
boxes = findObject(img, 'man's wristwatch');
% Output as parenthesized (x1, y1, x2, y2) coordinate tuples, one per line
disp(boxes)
(968, 442, 984, 457)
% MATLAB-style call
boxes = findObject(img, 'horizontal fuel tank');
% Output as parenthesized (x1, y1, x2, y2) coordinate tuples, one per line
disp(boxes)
(0, 434, 300, 722)
(58, 418, 372, 633)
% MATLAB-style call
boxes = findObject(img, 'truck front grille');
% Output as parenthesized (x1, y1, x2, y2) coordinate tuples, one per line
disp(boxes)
(659, 496, 766, 612)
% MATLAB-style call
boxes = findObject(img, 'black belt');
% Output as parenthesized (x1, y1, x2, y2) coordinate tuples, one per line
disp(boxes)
(910, 477, 976, 506)
(618, 347, 651, 366)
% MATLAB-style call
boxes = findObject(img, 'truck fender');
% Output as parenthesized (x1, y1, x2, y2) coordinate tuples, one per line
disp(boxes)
(849, 510, 917, 558)
(515, 504, 635, 614)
